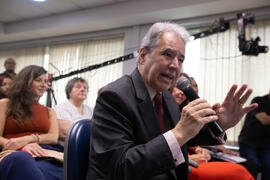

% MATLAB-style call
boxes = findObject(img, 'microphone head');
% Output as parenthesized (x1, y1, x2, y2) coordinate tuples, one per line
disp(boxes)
(176, 76, 191, 90)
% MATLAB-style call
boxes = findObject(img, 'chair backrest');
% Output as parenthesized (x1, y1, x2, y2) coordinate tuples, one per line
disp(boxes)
(63, 119, 91, 180)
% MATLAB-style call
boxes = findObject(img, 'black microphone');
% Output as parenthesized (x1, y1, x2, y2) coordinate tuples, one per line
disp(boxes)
(176, 77, 224, 136)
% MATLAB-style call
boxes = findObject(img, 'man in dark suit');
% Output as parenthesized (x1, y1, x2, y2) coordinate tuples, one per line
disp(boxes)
(87, 22, 257, 180)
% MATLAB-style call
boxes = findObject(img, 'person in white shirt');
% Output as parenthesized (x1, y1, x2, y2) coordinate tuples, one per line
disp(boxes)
(54, 77, 93, 146)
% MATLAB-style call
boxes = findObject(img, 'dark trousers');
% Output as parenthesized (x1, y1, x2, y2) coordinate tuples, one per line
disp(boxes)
(0, 145, 63, 180)
(239, 143, 270, 180)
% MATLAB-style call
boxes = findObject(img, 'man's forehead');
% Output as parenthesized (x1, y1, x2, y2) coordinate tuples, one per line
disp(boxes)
(161, 48, 185, 59)
(6, 59, 15, 63)
(160, 33, 185, 52)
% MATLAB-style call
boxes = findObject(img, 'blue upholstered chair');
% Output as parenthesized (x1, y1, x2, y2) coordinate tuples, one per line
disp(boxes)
(63, 119, 91, 180)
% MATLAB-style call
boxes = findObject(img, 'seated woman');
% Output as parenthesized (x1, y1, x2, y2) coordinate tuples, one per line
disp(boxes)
(0, 76, 12, 99)
(0, 65, 63, 180)
(170, 77, 254, 180)
(53, 77, 93, 146)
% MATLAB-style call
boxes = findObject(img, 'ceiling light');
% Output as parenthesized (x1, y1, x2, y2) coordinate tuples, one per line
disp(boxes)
(33, 0, 47, 2)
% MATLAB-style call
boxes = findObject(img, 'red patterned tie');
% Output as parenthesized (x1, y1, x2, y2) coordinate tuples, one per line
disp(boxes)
(154, 93, 165, 133)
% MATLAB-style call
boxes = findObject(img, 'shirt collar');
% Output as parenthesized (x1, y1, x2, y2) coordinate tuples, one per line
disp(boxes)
(144, 82, 161, 101)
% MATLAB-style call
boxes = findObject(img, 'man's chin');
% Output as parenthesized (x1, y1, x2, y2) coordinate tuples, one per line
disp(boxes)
(157, 83, 171, 92)
(7, 70, 15, 73)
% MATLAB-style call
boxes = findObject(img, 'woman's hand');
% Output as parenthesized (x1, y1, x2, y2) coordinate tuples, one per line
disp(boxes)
(189, 153, 211, 164)
(21, 143, 48, 157)
(189, 146, 211, 164)
(194, 146, 211, 157)
(3, 137, 29, 151)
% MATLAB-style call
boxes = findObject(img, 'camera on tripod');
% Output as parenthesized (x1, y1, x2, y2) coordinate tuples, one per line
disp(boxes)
(237, 13, 268, 56)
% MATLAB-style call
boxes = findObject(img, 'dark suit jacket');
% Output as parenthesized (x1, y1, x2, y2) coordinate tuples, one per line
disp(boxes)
(87, 68, 222, 180)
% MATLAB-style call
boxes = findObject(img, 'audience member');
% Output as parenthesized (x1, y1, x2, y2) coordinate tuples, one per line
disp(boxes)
(170, 82, 254, 180)
(0, 58, 16, 81)
(87, 22, 257, 180)
(239, 90, 270, 180)
(0, 76, 11, 99)
(190, 77, 198, 94)
(54, 77, 93, 146)
(0, 65, 63, 180)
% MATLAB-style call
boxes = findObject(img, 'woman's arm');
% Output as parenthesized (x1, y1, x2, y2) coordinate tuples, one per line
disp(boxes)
(0, 99, 41, 150)
(3, 107, 59, 151)
(0, 99, 34, 151)
(58, 119, 72, 140)
(255, 112, 270, 125)
(37, 108, 59, 144)
(20, 109, 59, 157)
(0, 99, 10, 148)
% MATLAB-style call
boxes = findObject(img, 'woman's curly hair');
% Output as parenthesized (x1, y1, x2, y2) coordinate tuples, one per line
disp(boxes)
(7, 65, 47, 124)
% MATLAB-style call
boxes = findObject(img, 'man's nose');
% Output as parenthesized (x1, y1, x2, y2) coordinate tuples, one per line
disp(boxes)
(170, 57, 180, 69)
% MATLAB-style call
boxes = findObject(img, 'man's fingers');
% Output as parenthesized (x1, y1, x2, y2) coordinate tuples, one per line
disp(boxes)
(187, 99, 207, 107)
(212, 103, 221, 112)
(184, 99, 215, 115)
(243, 103, 258, 114)
(194, 108, 217, 118)
(238, 88, 253, 105)
(200, 114, 218, 124)
(233, 84, 248, 101)
(224, 84, 238, 102)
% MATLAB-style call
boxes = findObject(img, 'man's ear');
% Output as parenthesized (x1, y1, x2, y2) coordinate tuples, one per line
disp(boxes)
(139, 47, 147, 65)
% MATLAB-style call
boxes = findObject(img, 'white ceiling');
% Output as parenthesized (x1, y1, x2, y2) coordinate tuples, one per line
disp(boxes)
(0, 0, 270, 44)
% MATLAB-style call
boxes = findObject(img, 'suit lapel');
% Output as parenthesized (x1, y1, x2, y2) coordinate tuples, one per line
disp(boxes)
(131, 69, 162, 139)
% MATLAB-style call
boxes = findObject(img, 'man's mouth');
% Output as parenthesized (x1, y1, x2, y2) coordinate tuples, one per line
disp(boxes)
(160, 73, 175, 81)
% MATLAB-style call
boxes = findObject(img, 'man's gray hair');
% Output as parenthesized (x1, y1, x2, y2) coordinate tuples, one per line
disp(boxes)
(140, 22, 190, 54)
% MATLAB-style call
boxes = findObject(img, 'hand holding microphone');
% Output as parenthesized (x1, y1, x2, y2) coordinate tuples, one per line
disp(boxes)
(176, 76, 258, 132)
(176, 76, 224, 136)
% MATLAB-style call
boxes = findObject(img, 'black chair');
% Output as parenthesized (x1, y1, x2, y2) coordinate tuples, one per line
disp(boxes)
(63, 119, 91, 180)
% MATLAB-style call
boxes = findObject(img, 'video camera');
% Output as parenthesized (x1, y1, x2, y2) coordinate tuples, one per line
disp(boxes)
(237, 13, 268, 56)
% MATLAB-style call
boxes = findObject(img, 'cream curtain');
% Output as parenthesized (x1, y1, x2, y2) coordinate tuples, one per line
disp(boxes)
(185, 19, 270, 142)
(48, 37, 124, 109)
(0, 47, 45, 73)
